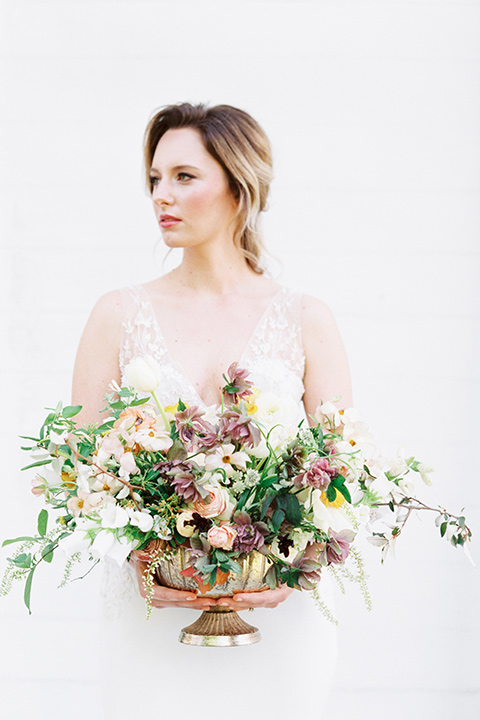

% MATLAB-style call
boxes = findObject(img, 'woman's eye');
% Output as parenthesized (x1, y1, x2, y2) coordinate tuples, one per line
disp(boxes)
(149, 176, 160, 187)
(177, 172, 194, 182)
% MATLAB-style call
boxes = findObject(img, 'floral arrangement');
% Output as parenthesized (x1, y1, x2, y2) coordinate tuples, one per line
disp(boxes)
(1, 357, 472, 616)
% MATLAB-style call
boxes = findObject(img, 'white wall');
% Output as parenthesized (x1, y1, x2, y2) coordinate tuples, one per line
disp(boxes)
(1, 1, 479, 718)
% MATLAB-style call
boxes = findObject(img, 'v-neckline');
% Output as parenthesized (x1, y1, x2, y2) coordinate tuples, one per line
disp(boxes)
(140, 285, 285, 407)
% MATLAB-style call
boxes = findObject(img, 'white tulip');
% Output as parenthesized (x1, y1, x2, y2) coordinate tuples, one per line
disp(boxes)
(124, 355, 162, 393)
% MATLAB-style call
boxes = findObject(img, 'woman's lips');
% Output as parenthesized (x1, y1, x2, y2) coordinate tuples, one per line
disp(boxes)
(160, 214, 181, 228)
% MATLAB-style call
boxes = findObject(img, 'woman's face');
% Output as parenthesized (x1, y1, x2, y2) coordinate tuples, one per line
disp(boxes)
(149, 127, 238, 250)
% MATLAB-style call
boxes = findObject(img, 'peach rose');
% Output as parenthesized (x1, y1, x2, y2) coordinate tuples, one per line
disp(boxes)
(207, 524, 237, 551)
(193, 485, 229, 518)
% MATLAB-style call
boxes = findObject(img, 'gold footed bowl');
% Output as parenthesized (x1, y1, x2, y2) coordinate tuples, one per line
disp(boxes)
(155, 547, 272, 647)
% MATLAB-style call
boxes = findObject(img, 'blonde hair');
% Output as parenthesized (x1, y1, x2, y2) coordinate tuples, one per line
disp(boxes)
(144, 103, 273, 274)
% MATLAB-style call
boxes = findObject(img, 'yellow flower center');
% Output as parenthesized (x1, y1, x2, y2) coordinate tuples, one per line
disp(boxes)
(321, 489, 345, 509)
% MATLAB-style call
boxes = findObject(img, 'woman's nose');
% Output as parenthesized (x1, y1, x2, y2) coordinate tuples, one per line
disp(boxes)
(152, 181, 174, 206)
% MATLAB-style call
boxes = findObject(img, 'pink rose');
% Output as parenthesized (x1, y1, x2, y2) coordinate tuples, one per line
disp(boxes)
(193, 485, 229, 518)
(207, 524, 237, 551)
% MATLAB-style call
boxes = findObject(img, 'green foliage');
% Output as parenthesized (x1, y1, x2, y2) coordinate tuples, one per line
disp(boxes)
(37, 510, 48, 538)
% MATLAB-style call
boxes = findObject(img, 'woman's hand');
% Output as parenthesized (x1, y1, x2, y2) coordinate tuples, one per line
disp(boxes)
(130, 551, 294, 611)
(130, 552, 219, 610)
(215, 585, 294, 611)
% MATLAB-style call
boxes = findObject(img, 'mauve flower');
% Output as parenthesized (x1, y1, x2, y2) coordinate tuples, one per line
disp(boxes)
(170, 471, 208, 503)
(222, 362, 254, 405)
(219, 410, 260, 448)
(175, 406, 219, 450)
(291, 554, 323, 590)
(318, 529, 356, 566)
(294, 458, 337, 491)
(232, 511, 268, 553)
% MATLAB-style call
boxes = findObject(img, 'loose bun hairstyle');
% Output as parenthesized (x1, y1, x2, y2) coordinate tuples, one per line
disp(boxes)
(144, 103, 273, 274)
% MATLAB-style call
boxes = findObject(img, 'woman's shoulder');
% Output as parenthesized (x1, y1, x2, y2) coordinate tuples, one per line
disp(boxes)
(297, 293, 339, 341)
(81, 289, 124, 340)
(90, 288, 123, 320)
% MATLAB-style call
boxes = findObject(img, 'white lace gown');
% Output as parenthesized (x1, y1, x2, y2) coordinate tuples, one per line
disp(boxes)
(100, 285, 337, 719)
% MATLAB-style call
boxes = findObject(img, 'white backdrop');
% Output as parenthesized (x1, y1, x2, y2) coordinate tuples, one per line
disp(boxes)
(1, 1, 479, 718)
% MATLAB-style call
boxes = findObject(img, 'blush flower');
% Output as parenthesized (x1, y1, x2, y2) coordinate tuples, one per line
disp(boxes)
(207, 524, 237, 550)
(66, 490, 104, 518)
(193, 485, 230, 518)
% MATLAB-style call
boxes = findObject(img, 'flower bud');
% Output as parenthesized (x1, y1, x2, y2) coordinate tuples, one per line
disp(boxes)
(124, 355, 162, 393)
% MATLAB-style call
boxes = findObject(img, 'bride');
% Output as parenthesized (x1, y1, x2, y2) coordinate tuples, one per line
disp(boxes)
(72, 103, 352, 718)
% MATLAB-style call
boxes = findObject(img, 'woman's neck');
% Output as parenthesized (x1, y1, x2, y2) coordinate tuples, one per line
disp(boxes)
(169, 242, 260, 295)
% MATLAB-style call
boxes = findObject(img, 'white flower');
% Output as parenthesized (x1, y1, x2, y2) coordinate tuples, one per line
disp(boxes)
(398, 477, 416, 496)
(99, 504, 129, 529)
(417, 463, 434, 486)
(75, 462, 95, 493)
(131, 425, 173, 453)
(119, 451, 139, 476)
(124, 355, 162, 393)
(176, 511, 195, 538)
(385, 448, 408, 478)
(90, 530, 135, 565)
(153, 516, 173, 540)
(127, 508, 154, 533)
(366, 466, 394, 500)
(204, 443, 249, 476)
(314, 401, 341, 428)
(49, 429, 69, 445)
(311, 489, 354, 533)
(92, 472, 125, 495)
(58, 529, 92, 556)
(254, 391, 299, 432)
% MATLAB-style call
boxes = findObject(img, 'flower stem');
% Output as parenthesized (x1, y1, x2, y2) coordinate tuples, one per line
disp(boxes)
(151, 390, 171, 433)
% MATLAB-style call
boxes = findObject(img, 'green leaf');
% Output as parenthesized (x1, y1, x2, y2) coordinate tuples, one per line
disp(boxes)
(42, 543, 56, 563)
(265, 565, 277, 590)
(11, 553, 32, 569)
(440, 522, 447, 538)
(24, 568, 35, 614)
(177, 398, 187, 412)
(37, 509, 48, 537)
(336, 483, 352, 504)
(259, 475, 280, 488)
(272, 507, 285, 532)
(2, 536, 35, 547)
(21, 458, 52, 472)
(326, 483, 337, 502)
(260, 494, 275, 520)
(62, 405, 82, 418)
(235, 488, 251, 512)
(283, 494, 302, 526)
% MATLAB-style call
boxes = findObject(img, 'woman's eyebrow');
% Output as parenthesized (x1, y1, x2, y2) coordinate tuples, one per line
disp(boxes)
(150, 164, 201, 174)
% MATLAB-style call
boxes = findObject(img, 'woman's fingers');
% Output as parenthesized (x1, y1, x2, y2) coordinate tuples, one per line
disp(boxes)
(130, 553, 217, 610)
(218, 585, 294, 611)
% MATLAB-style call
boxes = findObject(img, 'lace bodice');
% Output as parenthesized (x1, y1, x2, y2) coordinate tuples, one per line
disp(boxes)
(118, 284, 306, 410)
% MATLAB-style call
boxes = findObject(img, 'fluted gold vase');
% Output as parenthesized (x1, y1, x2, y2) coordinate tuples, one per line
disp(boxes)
(155, 548, 272, 647)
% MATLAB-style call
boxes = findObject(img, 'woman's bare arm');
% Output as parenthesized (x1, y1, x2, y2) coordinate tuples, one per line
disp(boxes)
(71, 290, 123, 427)
(301, 294, 353, 419)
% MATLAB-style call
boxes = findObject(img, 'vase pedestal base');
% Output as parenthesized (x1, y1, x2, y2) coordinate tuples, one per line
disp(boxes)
(179, 606, 261, 647)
